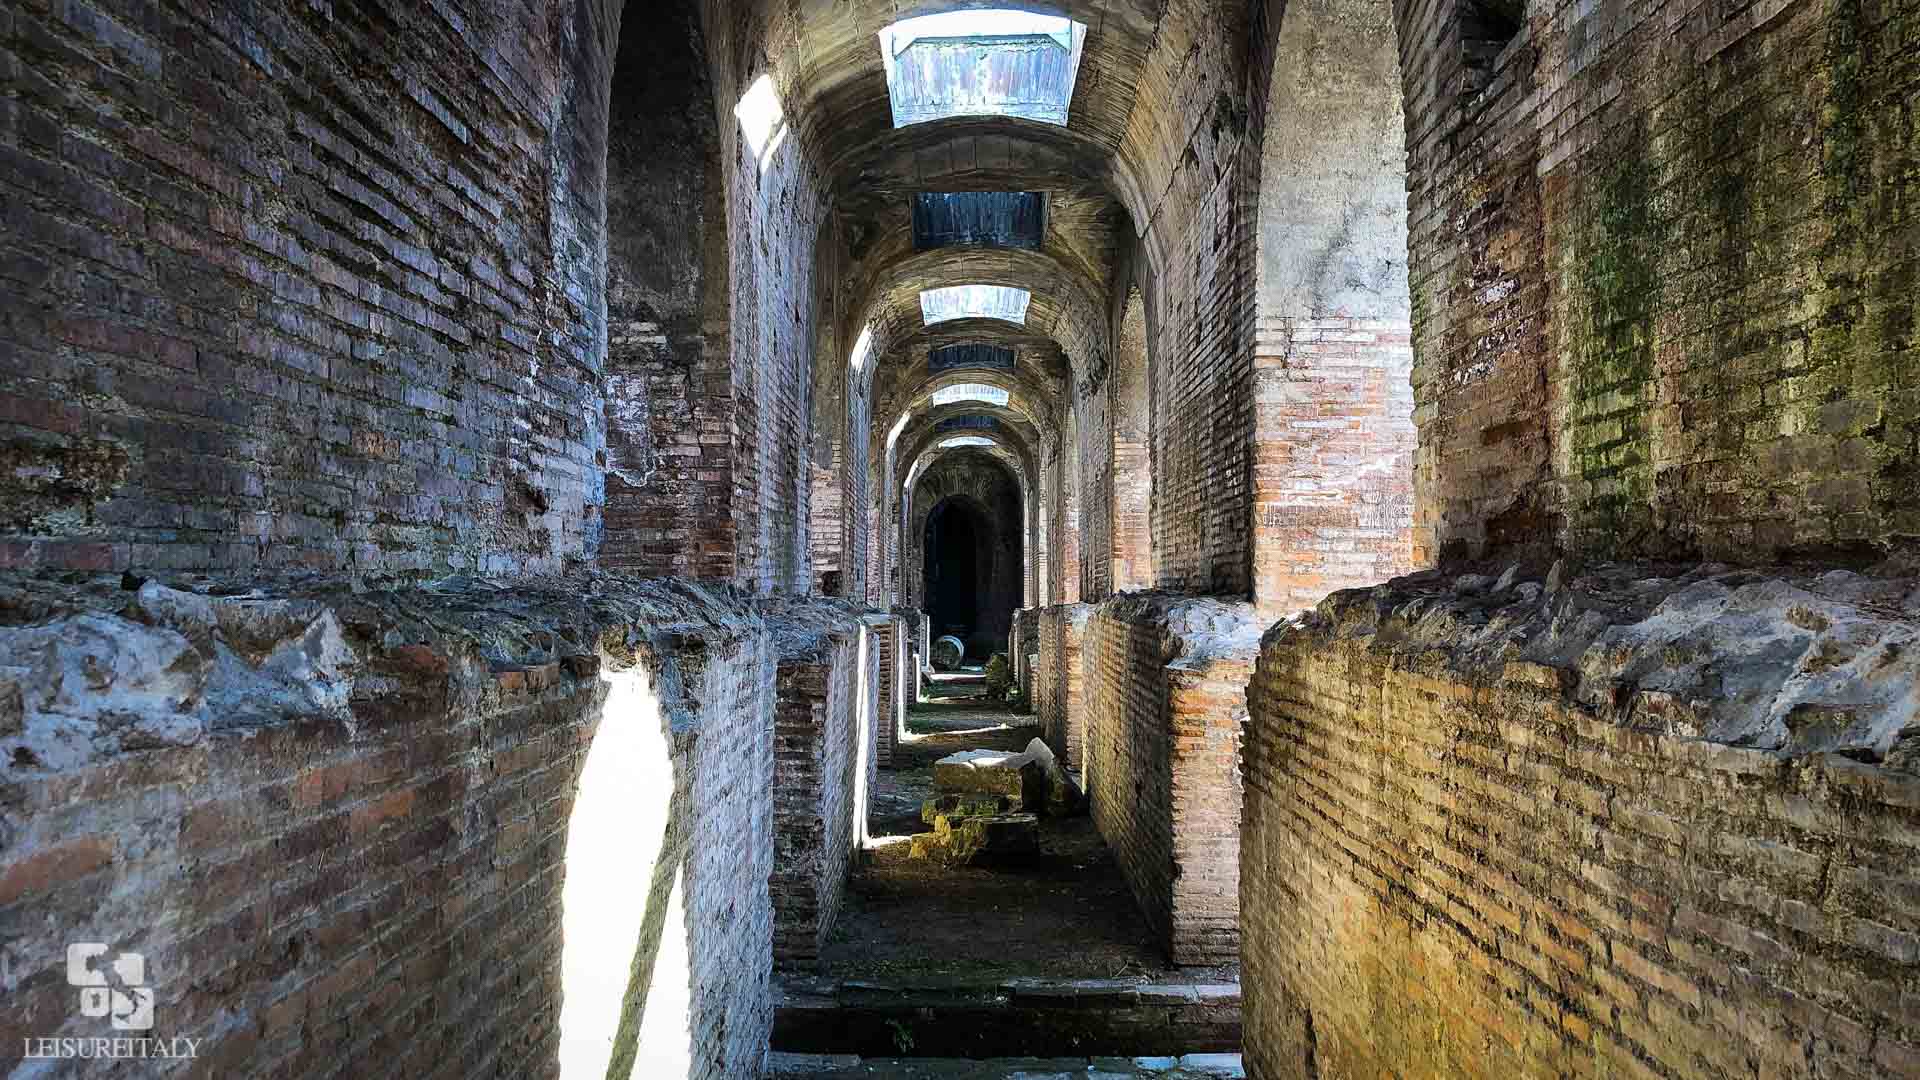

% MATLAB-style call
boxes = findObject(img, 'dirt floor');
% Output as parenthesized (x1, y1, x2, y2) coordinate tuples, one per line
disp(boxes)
(818, 676, 1237, 985)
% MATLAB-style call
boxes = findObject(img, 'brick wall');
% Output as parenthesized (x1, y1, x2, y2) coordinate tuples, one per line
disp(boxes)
(1013, 607, 1041, 707)
(1247, 0, 1417, 616)
(1111, 279, 1153, 594)
(1399, 0, 1920, 565)
(599, 1, 729, 579)
(770, 601, 870, 970)
(1083, 595, 1256, 966)
(0, 0, 600, 577)
(0, 573, 792, 1078)
(0, 0, 830, 593)
(869, 616, 905, 768)
(1034, 603, 1092, 767)
(1243, 569, 1920, 1079)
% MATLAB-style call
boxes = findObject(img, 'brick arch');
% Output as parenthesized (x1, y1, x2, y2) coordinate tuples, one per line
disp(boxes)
(908, 454, 1026, 655)
(1246, 0, 1418, 617)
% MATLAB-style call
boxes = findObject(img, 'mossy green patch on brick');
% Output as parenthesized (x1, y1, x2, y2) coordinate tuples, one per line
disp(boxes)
(1564, 120, 1663, 554)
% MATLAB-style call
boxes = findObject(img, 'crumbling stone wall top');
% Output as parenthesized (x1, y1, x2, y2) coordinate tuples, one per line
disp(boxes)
(1284, 562, 1920, 763)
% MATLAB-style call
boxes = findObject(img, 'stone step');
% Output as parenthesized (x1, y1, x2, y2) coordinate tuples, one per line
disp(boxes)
(771, 976, 1240, 1059)
(766, 1051, 1245, 1079)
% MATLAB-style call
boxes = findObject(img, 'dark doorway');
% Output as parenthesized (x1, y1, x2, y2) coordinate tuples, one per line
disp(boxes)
(925, 497, 984, 650)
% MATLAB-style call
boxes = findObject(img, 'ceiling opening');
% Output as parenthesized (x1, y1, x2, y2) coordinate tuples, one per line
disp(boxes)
(938, 414, 998, 432)
(879, 10, 1087, 128)
(921, 285, 1031, 325)
(913, 192, 1045, 250)
(939, 436, 997, 449)
(930, 343, 1017, 372)
(931, 383, 1011, 407)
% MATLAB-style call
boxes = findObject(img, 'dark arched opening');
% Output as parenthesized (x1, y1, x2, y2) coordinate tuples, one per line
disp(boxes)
(925, 496, 985, 653)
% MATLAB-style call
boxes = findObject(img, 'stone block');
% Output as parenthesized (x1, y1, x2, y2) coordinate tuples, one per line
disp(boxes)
(920, 793, 1014, 825)
(908, 812, 1040, 865)
(932, 749, 1046, 810)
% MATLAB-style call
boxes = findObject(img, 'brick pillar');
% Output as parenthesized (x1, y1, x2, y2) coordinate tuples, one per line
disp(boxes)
(1036, 603, 1093, 767)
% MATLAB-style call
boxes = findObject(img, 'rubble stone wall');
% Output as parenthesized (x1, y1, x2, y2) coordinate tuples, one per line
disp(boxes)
(1244, 565, 1920, 1078)
(0, 573, 804, 1079)
(1084, 595, 1257, 965)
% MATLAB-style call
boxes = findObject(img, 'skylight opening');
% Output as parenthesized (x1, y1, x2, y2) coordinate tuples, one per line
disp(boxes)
(932, 383, 1011, 407)
(913, 192, 1045, 250)
(879, 10, 1087, 128)
(940, 436, 997, 449)
(734, 74, 789, 169)
(920, 285, 1030, 326)
(930, 343, 1017, 373)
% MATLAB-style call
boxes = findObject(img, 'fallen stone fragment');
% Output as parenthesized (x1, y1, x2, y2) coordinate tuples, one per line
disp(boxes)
(907, 812, 1040, 865)
(1020, 737, 1085, 815)
(933, 748, 1046, 810)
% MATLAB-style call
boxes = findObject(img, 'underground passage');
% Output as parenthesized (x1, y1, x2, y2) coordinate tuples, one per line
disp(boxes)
(1, 0, 1918, 1078)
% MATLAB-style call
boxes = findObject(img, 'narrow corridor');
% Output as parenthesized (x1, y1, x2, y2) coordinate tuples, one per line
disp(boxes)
(772, 674, 1241, 1071)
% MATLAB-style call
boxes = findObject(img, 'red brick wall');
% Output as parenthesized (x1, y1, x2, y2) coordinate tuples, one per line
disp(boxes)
(1244, 579, 1920, 1079)
(0, 574, 784, 1079)
(1034, 603, 1092, 767)
(1248, 0, 1416, 615)
(0, 0, 599, 576)
(1083, 595, 1257, 965)
(1111, 283, 1154, 593)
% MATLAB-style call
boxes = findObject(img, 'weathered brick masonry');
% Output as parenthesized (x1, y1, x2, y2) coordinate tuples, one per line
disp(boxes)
(769, 600, 874, 970)
(1400, 0, 1920, 566)
(1250, 0, 1417, 617)
(1244, 566, 1920, 1078)
(1034, 602, 1092, 767)
(0, 0, 608, 577)
(1013, 606, 1041, 706)
(869, 614, 907, 768)
(0, 573, 820, 1079)
(1084, 595, 1260, 966)
(0, 0, 824, 594)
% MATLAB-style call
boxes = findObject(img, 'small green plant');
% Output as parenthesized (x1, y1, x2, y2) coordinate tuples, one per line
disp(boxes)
(983, 651, 1013, 700)
(886, 1018, 916, 1054)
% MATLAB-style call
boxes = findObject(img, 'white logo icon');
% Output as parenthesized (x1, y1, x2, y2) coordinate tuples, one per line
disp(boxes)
(65, 943, 154, 1031)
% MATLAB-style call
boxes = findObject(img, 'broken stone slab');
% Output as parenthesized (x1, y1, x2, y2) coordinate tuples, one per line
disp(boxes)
(921, 792, 1014, 825)
(908, 812, 1040, 865)
(933, 748, 1047, 810)
(1020, 737, 1085, 815)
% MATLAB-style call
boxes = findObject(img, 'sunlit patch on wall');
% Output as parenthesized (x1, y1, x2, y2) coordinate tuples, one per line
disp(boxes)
(850, 324, 875, 373)
(734, 73, 788, 169)
(879, 10, 1087, 128)
(921, 285, 1030, 326)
